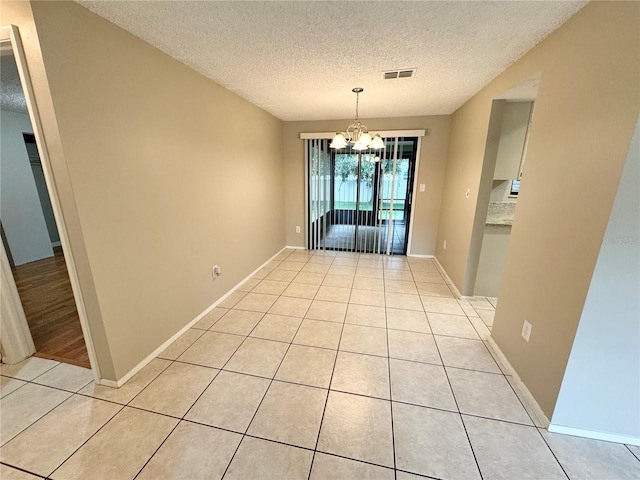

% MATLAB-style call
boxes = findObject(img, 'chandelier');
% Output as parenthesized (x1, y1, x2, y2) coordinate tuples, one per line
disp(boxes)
(330, 88, 385, 151)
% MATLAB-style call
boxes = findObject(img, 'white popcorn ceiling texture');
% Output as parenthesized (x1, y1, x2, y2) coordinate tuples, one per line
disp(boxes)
(1, 54, 28, 114)
(21, 1, 586, 122)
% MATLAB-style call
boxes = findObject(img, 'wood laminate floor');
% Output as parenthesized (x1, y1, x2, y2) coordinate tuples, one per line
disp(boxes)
(11, 247, 90, 368)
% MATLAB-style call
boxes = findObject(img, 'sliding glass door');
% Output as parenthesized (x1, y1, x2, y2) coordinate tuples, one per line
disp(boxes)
(307, 137, 418, 255)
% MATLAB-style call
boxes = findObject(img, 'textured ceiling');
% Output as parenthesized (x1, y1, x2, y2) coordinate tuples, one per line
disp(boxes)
(83, 2, 584, 120)
(1, 53, 28, 114)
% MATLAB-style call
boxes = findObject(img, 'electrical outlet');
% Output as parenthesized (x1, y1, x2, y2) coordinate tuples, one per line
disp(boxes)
(295, 226, 301, 233)
(419, 183, 425, 192)
(521, 320, 532, 342)
(212, 265, 221, 279)
(443, 240, 447, 250)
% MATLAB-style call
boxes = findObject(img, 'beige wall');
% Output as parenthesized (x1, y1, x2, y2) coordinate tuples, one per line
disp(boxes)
(436, 1, 640, 416)
(283, 116, 450, 255)
(3, 1, 285, 380)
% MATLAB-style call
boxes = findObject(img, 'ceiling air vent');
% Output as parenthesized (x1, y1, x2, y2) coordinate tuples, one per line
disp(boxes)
(383, 68, 416, 80)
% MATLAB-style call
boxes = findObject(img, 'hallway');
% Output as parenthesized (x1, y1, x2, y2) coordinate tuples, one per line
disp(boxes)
(0, 249, 639, 479)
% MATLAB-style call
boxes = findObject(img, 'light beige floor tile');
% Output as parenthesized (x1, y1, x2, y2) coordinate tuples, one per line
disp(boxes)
(275, 345, 337, 389)
(484, 340, 511, 375)
(177, 332, 244, 369)
(316, 285, 351, 303)
(332, 256, 359, 267)
(137, 421, 241, 480)
(477, 308, 495, 327)
(248, 381, 327, 449)
(540, 429, 640, 479)
(331, 351, 390, 399)
(219, 291, 247, 308)
(340, 324, 388, 357)
(308, 255, 335, 265)
(386, 308, 430, 334)
(352, 276, 385, 291)
(384, 270, 414, 281)
(265, 260, 282, 269)
(386, 293, 423, 311)
(210, 309, 264, 336)
(0, 395, 121, 476)
(385, 280, 418, 295)
(282, 282, 320, 299)
(250, 314, 302, 342)
(469, 316, 492, 340)
(293, 272, 325, 285)
(32, 363, 94, 393)
(79, 359, 170, 404)
(129, 362, 217, 417)
(193, 307, 228, 330)
(252, 267, 273, 280)
(302, 263, 331, 274)
(322, 274, 354, 288)
(627, 444, 640, 461)
(277, 261, 305, 272)
(306, 300, 347, 323)
(408, 261, 438, 273)
(310, 452, 394, 480)
(355, 266, 384, 279)
(421, 296, 465, 315)
(416, 282, 453, 297)
(185, 370, 270, 432)
(411, 271, 445, 283)
(269, 296, 312, 317)
(237, 278, 260, 292)
(387, 330, 441, 364)
(266, 269, 299, 282)
(358, 257, 383, 268)
(464, 415, 566, 479)
(293, 319, 343, 349)
(506, 377, 548, 428)
(50, 407, 177, 480)
(469, 297, 495, 310)
(458, 300, 480, 318)
(234, 292, 279, 313)
(225, 337, 289, 378)
(0, 376, 26, 399)
(349, 288, 385, 307)
(393, 403, 480, 479)
(435, 336, 500, 373)
(252, 279, 289, 295)
(158, 329, 205, 360)
(487, 296, 499, 308)
(225, 436, 313, 480)
(395, 471, 426, 480)
(345, 304, 386, 328)
(390, 359, 456, 411)
(447, 368, 531, 424)
(327, 265, 357, 277)
(0, 464, 41, 479)
(0, 357, 59, 381)
(427, 313, 480, 340)
(317, 391, 394, 468)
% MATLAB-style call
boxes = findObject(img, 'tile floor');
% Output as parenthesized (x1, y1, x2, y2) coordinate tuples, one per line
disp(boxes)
(1, 249, 639, 480)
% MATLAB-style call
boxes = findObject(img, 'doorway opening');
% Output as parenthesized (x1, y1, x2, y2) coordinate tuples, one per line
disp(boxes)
(1, 30, 90, 368)
(306, 136, 418, 255)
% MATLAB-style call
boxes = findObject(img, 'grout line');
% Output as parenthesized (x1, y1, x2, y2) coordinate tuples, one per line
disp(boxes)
(382, 264, 398, 480)
(535, 426, 572, 480)
(0, 461, 48, 479)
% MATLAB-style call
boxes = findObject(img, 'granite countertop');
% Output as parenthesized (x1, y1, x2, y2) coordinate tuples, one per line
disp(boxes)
(486, 201, 516, 226)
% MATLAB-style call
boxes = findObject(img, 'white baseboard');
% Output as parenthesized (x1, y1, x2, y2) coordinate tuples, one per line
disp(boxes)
(284, 245, 305, 250)
(51, 241, 62, 248)
(97, 246, 290, 388)
(433, 257, 462, 299)
(407, 254, 435, 259)
(460, 295, 474, 301)
(486, 337, 550, 428)
(547, 423, 640, 446)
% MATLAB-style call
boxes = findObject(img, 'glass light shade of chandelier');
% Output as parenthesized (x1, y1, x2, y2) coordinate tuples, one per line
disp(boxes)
(330, 88, 385, 151)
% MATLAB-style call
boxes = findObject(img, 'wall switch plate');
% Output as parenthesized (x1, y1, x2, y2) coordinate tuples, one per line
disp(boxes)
(419, 183, 425, 192)
(521, 320, 532, 342)
(443, 240, 447, 250)
(212, 265, 221, 279)
(295, 226, 301, 233)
